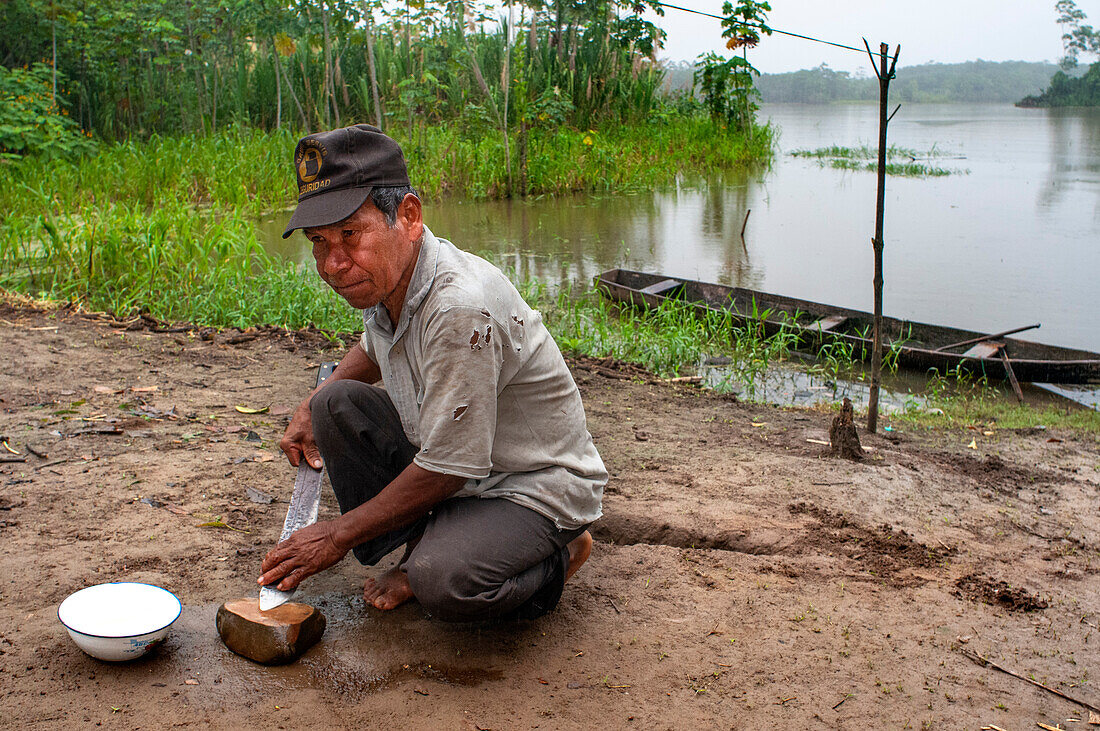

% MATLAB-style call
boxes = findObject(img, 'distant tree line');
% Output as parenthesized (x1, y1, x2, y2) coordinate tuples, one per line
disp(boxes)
(665, 60, 1070, 104)
(1018, 62, 1100, 106)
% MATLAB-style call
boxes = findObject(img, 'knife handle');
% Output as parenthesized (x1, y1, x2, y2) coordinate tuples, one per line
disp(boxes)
(316, 361, 337, 388)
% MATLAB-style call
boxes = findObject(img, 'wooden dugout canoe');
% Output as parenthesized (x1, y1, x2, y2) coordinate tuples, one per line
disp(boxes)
(594, 268, 1100, 385)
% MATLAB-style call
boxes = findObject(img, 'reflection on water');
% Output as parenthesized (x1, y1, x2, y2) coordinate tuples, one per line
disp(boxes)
(1032, 383, 1100, 410)
(701, 358, 1098, 411)
(263, 104, 1100, 353)
(701, 360, 924, 412)
(261, 178, 768, 294)
(260, 103, 1100, 411)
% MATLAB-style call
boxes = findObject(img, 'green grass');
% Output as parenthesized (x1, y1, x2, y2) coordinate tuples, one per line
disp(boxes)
(0, 119, 772, 331)
(532, 287, 1098, 429)
(790, 144, 967, 177)
(874, 364, 1099, 431)
(1, 119, 773, 222)
(892, 399, 1100, 432)
(790, 144, 922, 160)
(827, 159, 956, 177)
(539, 286, 798, 380)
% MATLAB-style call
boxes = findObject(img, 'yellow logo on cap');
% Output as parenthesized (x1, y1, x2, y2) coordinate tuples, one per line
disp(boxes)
(298, 147, 323, 183)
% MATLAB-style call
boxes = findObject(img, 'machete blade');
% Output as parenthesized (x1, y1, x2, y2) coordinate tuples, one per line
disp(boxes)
(258, 362, 335, 612)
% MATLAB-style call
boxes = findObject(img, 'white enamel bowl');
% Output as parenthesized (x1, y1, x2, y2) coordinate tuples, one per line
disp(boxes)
(58, 582, 182, 661)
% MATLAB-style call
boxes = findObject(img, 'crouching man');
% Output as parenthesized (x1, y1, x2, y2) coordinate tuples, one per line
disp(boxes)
(259, 125, 606, 621)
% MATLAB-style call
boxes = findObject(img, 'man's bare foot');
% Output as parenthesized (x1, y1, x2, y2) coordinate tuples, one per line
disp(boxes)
(565, 531, 593, 582)
(363, 567, 415, 610)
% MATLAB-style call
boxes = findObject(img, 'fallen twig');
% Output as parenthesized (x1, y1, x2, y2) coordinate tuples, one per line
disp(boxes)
(607, 597, 620, 614)
(0, 455, 27, 463)
(664, 376, 702, 384)
(34, 458, 69, 470)
(68, 426, 124, 437)
(958, 647, 1100, 713)
(832, 693, 852, 710)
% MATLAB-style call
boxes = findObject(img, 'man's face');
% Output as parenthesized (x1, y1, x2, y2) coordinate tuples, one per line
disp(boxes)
(304, 195, 423, 311)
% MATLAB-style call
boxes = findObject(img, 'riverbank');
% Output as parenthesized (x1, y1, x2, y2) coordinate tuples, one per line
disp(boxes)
(1, 302, 1098, 727)
(0, 119, 770, 328)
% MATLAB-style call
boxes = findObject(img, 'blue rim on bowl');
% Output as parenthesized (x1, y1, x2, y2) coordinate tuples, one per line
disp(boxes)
(58, 582, 182, 638)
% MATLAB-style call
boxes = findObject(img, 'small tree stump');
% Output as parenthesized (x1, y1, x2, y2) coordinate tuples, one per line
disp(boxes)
(216, 598, 326, 665)
(829, 397, 864, 461)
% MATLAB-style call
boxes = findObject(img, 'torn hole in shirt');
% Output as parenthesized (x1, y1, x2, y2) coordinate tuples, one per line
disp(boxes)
(452, 404, 469, 421)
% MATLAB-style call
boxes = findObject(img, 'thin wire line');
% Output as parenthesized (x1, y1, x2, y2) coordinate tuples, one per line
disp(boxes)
(651, 0, 868, 55)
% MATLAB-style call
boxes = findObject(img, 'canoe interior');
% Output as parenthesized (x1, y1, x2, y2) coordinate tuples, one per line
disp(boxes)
(595, 269, 1100, 384)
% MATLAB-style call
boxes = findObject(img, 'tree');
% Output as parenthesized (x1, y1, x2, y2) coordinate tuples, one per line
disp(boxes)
(693, 0, 771, 132)
(1055, 0, 1100, 69)
(1019, 2, 1100, 106)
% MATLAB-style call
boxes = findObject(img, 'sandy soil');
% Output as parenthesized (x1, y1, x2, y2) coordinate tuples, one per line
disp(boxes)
(1, 301, 1099, 729)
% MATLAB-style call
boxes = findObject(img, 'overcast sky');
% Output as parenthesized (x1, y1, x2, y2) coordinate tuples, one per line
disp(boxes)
(642, 0, 1100, 74)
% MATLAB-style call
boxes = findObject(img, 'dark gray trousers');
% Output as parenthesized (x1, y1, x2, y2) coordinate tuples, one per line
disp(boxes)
(310, 380, 585, 622)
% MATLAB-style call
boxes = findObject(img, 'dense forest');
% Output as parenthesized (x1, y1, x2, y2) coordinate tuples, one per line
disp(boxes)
(1019, 62, 1100, 106)
(664, 60, 1070, 104)
(0, 0, 672, 145)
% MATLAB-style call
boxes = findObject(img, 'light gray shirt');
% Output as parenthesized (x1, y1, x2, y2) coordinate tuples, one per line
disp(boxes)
(360, 227, 606, 530)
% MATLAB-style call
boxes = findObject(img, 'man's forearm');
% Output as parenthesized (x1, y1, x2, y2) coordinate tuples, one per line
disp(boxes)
(331, 463, 467, 552)
(331, 340, 382, 382)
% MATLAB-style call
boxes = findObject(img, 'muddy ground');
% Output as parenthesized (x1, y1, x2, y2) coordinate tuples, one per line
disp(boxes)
(1, 301, 1098, 729)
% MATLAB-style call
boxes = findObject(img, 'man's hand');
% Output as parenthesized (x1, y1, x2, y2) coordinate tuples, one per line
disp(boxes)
(278, 342, 382, 469)
(258, 520, 348, 592)
(278, 398, 323, 469)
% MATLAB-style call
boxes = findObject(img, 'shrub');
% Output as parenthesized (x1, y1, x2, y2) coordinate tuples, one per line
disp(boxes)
(0, 62, 96, 159)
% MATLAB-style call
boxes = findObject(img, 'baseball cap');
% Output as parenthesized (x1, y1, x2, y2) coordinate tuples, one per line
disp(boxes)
(282, 124, 411, 239)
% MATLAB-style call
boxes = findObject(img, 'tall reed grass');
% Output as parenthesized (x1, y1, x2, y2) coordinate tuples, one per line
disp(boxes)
(0, 119, 772, 334)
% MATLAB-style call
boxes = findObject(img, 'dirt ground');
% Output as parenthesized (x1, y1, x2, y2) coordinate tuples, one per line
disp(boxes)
(2, 301, 1099, 730)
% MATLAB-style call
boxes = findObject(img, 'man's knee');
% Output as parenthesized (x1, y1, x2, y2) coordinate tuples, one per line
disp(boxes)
(309, 380, 390, 440)
(310, 379, 355, 434)
(405, 551, 486, 621)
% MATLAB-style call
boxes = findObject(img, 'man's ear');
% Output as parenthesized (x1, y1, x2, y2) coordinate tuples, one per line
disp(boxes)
(397, 193, 423, 241)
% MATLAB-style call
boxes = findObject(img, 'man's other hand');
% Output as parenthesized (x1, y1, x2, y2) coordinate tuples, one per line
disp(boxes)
(258, 520, 347, 591)
(278, 398, 323, 469)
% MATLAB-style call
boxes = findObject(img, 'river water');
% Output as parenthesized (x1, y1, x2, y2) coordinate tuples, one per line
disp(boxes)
(260, 103, 1100, 405)
(263, 103, 1100, 353)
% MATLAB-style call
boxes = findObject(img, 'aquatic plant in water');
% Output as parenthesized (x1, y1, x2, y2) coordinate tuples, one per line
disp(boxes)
(790, 144, 967, 177)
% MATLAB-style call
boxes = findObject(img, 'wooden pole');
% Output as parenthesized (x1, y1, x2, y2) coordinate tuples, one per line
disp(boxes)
(998, 347, 1026, 403)
(933, 323, 1041, 352)
(864, 40, 899, 434)
(740, 209, 751, 252)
